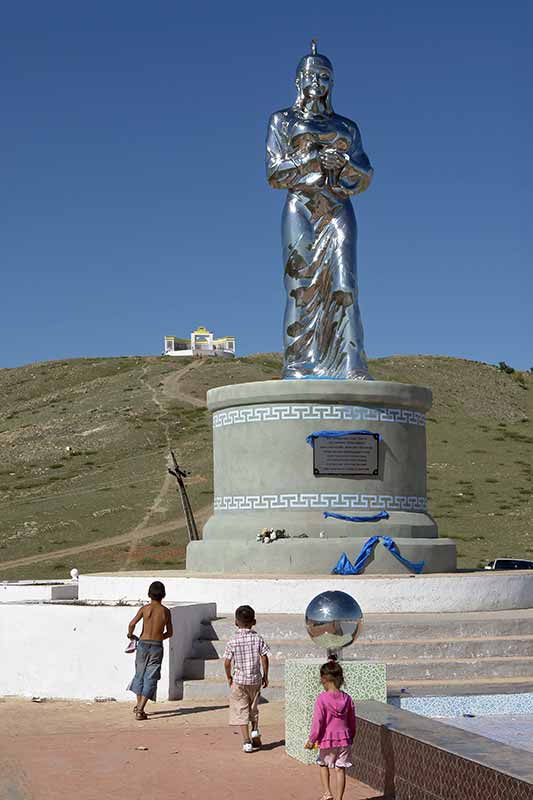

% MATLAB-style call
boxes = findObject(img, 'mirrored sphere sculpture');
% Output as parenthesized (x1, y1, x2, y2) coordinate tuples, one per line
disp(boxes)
(305, 590, 363, 660)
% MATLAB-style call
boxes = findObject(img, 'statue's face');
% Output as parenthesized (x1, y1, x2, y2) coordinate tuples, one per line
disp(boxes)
(298, 64, 332, 100)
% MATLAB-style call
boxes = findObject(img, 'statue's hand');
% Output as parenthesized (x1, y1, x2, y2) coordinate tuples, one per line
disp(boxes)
(292, 147, 322, 178)
(319, 148, 347, 171)
(293, 146, 320, 164)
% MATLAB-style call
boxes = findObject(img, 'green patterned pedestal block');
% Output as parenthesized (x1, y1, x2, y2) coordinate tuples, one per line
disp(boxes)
(285, 659, 387, 764)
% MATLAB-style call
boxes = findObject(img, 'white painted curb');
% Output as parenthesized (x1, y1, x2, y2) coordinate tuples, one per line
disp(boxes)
(79, 571, 533, 615)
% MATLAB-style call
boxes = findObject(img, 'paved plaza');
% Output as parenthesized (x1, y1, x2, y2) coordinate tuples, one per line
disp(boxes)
(0, 698, 381, 800)
(440, 713, 533, 755)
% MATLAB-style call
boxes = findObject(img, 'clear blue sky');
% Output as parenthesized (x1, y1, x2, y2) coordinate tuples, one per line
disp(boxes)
(2, 1, 531, 369)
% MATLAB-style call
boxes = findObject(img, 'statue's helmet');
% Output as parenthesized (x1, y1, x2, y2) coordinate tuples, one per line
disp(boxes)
(296, 39, 333, 79)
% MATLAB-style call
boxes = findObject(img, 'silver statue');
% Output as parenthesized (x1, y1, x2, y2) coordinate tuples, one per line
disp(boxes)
(266, 40, 373, 380)
(305, 590, 364, 660)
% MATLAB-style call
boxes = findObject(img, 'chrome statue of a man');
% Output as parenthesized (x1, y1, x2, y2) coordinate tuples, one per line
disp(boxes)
(266, 40, 373, 380)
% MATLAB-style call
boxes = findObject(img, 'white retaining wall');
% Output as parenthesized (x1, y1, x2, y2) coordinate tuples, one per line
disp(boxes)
(0, 601, 215, 701)
(0, 581, 78, 602)
(78, 571, 533, 614)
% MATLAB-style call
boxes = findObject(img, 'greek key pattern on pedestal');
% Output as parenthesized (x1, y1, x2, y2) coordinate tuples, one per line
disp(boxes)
(213, 404, 425, 429)
(214, 494, 427, 512)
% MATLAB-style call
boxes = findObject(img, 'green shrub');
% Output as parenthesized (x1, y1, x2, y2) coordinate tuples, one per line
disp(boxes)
(498, 361, 515, 374)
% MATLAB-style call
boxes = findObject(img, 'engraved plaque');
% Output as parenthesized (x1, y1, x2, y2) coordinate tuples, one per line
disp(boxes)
(313, 433, 379, 477)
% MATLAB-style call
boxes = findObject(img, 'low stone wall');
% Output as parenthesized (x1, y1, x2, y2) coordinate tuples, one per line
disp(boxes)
(0, 600, 215, 701)
(0, 580, 78, 602)
(79, 570, 533, 614)
(351, 701, 533, 799)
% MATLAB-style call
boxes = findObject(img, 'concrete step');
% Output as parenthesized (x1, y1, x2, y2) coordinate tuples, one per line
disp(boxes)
(385, 656, 533, 681)
(388, 676, 533, 697)
(185, 655, 533, 682)
(179, 677, 285, 702)
(178, 674, 533, 703)
(201, 610, 533, 643)
(192, 634, 533, 662)
(185, 611, 533, 702)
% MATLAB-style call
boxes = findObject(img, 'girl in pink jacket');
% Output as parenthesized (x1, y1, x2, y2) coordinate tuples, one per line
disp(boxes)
(305, 661, 356, 800)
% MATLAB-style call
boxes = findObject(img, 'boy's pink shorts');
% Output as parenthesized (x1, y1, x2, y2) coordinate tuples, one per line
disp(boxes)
(316, 746, 353, 768)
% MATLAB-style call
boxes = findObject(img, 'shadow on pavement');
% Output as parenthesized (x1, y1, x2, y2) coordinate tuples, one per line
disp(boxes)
(148, 704, 228, 718)
(259, 739, 285, 751)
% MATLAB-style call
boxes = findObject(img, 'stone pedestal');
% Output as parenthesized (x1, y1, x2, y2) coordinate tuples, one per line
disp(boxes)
(186, 379, 456, 574)
(285, 658, 387, 764)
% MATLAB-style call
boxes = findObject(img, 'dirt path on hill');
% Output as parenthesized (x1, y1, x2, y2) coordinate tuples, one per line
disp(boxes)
(162, 360, 206, 407)
(120, 361, 207, 569)
(119, 366, 176, 569)
(0, 505, 212, 572)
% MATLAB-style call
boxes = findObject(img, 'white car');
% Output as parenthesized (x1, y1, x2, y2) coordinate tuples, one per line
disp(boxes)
(484, 558, 533, 571)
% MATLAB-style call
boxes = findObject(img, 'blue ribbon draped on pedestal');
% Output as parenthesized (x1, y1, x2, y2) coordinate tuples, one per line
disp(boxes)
(331, 552, 359, 575)
(332, 536, 425, 575)
(324, 510, 390, 523)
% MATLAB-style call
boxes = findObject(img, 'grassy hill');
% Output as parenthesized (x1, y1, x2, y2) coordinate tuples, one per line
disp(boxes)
(0, 354, 530, 579)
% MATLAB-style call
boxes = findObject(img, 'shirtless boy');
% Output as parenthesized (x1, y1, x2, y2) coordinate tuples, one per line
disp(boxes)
(127, 581, 173, 720)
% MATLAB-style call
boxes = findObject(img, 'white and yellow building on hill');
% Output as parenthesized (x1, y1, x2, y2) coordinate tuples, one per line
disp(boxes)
(164, 326, 235, 359)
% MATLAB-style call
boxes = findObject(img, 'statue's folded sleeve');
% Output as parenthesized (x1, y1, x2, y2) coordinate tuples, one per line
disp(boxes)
(337, 122, 374, 196)
(265, 112, 323, 190)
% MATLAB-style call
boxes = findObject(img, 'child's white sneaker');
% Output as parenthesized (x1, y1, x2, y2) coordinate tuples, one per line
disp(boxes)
(242, 742, 253, 753)
(251, 730, 262, 748)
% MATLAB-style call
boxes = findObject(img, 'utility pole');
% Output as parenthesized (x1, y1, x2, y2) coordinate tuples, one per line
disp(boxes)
(167, 451, 200, 542)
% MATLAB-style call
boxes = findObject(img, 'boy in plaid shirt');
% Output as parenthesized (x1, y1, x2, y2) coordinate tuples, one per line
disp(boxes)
(223, 604, 271, 752)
